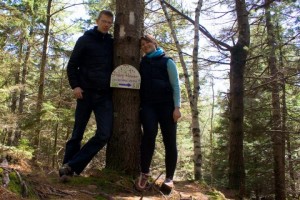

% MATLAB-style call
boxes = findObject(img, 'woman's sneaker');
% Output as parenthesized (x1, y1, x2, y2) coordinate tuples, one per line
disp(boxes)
(59, 164, 74, 182)
(160, 178, 174, 195)
(134, 172, 150, 191)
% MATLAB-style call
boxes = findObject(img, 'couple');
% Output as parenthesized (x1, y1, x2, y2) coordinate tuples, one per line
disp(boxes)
(59, 10, 181, 192)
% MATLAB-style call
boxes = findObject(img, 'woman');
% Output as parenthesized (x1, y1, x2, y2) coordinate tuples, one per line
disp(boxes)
(135, 34, 181, 192)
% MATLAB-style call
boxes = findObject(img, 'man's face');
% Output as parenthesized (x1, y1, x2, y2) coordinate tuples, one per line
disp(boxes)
(96, 14, 113, 33)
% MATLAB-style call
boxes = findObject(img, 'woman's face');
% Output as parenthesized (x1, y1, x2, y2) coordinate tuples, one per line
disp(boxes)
(141, 39, 156, 54)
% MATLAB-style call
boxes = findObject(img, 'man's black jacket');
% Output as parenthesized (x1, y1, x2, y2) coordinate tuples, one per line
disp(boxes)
(67, 26, 114, 92)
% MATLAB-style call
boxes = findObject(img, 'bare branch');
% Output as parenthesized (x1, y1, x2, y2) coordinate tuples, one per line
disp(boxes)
(161, 0, 232, 51)
(50, 2, 91, 17)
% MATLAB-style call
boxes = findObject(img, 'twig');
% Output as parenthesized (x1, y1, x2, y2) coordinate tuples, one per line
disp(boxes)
(13, 169, 29, 197)
(2, 170, 10, 187)
(139, 172, 164, 200)
(1, 158, 10, 187)
(115, 180, 136, 193)
(79, 189, 114, 200)
(79, 189, 98, 195)
(98, 190, 114, 200)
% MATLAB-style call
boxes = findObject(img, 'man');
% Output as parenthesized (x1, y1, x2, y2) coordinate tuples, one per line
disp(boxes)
(59, 10, 114, 181)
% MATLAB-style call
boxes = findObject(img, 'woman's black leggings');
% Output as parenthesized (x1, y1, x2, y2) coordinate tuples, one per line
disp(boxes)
(140, 101, 178, 180)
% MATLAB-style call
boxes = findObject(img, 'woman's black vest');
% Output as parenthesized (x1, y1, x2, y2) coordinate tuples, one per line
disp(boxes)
(140, 54, 173, 103)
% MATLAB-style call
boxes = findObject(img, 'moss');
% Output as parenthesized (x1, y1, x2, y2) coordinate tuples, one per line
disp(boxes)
(7, 171, 22, 194)
(205, 190, 227, 200)
(94, 196, 108, 200)
(63, 168, 132, 194)
(3, 171, 38, 199)
(193, 181, 226, 200)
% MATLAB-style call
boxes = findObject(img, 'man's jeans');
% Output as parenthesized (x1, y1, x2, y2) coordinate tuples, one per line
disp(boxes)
(63, 91, 113, 174)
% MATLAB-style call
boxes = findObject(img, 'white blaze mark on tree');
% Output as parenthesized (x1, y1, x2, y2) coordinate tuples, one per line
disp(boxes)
(129, 12, 135, 25)
(120, 25, 126, 38)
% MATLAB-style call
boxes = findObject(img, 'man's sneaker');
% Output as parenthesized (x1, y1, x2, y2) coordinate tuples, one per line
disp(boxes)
(134, 172, 150, 191)
(59, 164, 74, 182)
(160, 178, 174, 195)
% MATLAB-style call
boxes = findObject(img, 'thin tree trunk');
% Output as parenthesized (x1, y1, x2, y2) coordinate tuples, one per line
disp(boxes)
(106, 0, 144, 174)
(210, 77, 215, 185)
(265, 1, 285, 199)
(283, 74, 295, 197)
(52, 123, 59, 168)
(12, 25, 34, 149)
(52, 66, 65, 168)
(34, 0, 52, 152)
(8, 37, 23, 146)
(2, 129, 8, 145)
(11, 42, 22, 114)
(277, 22, 295, 198)
(19, 26, 33, 114)
(191, 0, 203, 180)
(159, 0, 203, 180)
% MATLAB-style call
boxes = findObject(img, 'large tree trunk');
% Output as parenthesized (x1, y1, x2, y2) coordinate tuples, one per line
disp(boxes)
(228, 0, 250, 197)
(265, 1, 286, 199)
(228, 43, 246, 197)
(106, 0, 144, 174)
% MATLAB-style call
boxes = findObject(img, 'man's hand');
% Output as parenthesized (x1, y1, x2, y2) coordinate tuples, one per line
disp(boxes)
(73, 87, 84, 99)
(173, 107, 181, 122)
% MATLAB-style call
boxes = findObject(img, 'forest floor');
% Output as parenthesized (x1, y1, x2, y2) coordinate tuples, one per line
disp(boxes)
(0, 158, 232, 200)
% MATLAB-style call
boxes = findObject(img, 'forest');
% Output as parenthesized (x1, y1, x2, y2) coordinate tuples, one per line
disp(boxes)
(0, 0, 299, 199)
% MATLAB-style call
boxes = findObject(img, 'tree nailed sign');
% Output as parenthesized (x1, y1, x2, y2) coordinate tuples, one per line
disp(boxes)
(110, 64, 141, 89)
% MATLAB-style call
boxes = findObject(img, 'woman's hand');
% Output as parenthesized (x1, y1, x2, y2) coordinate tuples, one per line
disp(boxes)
(173, 107, 181, 122)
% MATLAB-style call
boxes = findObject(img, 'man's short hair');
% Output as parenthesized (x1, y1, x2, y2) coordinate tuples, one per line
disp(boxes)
(97, 10, 114, 19)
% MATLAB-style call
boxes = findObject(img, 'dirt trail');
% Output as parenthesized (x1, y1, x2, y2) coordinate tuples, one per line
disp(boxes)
(1, 172, 216, 200)
(0, 158, 226, 200)
(39, 175, 211, 199)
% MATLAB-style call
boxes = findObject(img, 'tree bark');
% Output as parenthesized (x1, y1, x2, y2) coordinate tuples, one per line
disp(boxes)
(11, 42, 22, 114)
(106, 0, 144, 174)
(191, 0, 203, 180)
(228, 43, 246, 197)
(265, 1, 286, 199)
(277, 25, 295, 197)
(162, 0, 249, 188)
(210, 77, 215, 185)
(159, 0, 203, 180)
(283, 74, 295, 197)
(7, 39, 23, 146)
(228, 0, 250, 197)
(34, 0, 52, 155)
(51, 67, 65, 168)
(19, 26, 33, 114)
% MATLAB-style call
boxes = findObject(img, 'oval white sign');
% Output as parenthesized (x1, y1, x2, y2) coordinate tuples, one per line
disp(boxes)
(110, 64, 141, 89)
